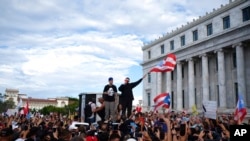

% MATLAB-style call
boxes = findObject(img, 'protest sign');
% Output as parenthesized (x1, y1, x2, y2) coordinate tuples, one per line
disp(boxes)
(203, 101, 217, 119)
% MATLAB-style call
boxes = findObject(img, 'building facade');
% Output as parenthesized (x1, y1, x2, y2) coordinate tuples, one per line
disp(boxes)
(141, 0, 250, 113)
(4, 88, 19, 106)
(4, 88, 69, 110)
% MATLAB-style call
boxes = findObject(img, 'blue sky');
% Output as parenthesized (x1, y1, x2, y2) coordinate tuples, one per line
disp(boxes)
(0, 0, 229, 105)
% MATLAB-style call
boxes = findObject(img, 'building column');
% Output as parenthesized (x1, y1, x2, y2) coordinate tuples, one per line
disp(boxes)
(157, 73, 162, 94)
(201, 54, 209, 102)
(177, 62, 183, 111)
(166, 72, 172, 107)
(235, 43, 247, 106)
(216, 49, 226, 108)
(188, 58, 195, 109)
(166, 72, 172, 93)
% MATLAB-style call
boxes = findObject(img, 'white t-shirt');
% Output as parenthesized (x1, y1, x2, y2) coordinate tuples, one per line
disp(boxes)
(88, 102, 96, 118)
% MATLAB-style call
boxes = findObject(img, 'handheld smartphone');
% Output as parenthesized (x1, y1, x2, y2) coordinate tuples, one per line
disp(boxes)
(112, 123, 119, 131)
(204, 130, 209, 134)
(137, 132, 142, 138)
(24, 125, 28, 131)
(175, 127, 180, 132)
(180, 124, 186, 136)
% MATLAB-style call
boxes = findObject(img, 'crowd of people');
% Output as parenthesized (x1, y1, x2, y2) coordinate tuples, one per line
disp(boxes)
(1, 108, 249, 141)
(0, 76, 248, 141)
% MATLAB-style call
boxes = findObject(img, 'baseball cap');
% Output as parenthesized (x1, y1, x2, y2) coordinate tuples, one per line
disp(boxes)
(108, 77, 113, 81)
(125, 77, 130, 81)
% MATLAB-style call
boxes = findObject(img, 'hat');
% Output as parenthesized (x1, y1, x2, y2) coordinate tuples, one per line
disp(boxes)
(69, 124, 78, 130)
(108, 77, 113, 81)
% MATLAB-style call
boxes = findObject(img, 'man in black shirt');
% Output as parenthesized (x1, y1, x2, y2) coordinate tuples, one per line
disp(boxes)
(118, 75, 145, 118)
(103, 77, 118, 121)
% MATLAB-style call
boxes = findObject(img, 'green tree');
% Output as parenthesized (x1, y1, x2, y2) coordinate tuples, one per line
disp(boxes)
(0, 100, 15, 113)
(39, 97, 79, 115)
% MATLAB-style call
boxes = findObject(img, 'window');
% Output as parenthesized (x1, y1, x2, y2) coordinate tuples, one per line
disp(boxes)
(170, 40, 174, 50)
(61, 101, 65, 107)
(160, 44, 164, 54)
(217, 85, 220, 106)
(182, 90, 185, 108)
(242, 6, 250, 22)
(171, 71, 174, 80)
(209, 86, 211, 100)
(147, 93, 151, 107)
(182, 67, 184, 78)
(147, 73, 151, 83)
(235, 83, 238, 105)
(193, 30, 198, 41)
(233, 52, 237, 68)
(207, 23, 213, 36)
(148, 50, 151, 59)
(223, 16, 230, 29)
(194, 88, 197, 105)
(216, 57, 218, 71)
(171, 91, 174, 109)
(180, 35, 185, 46)
(194, 63, 196, 76)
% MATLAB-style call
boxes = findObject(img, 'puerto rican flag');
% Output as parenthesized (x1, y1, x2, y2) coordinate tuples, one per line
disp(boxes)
(234, 94, 247, 124)
(165, 53, 176, 71)
(23, 102, 29, 115)
(150, 53, 176, 72)
(153, 93, 171, 110)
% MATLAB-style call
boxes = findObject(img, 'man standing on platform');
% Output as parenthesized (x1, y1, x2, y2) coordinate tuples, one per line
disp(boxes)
(118, 75, 146, 118)
(103, 77, 117, 121)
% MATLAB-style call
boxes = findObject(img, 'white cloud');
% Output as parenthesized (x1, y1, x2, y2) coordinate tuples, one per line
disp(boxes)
(0, 0, 229, 100)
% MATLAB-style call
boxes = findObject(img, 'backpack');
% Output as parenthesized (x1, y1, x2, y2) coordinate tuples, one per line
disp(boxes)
(84, 103, 92, 117)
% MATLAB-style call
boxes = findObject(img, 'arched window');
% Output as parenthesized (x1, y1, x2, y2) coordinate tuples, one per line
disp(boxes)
(61, 101, 65, 107)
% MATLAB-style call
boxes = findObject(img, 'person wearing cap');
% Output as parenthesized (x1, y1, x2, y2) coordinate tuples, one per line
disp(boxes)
(118, 75, 146, 118)
(103, 77, 118, 121)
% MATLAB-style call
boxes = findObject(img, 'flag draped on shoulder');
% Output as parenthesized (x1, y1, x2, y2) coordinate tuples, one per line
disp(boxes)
(150, 53, 176, 72)
(234, 94, 247, 124)
(153, 93, 171, 110)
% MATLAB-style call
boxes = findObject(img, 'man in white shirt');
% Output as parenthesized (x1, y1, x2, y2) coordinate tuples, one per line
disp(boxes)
(87, 99, 96, 124)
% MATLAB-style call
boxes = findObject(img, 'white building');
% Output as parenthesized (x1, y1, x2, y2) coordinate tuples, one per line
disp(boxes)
(4, 88, 69, 110)
(141, 0, 250, 113)
(4, 88, 19, 106)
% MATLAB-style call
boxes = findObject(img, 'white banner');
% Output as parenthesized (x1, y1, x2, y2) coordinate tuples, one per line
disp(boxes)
(203, 101, 217, 119)
(6, 109, 18, 116)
